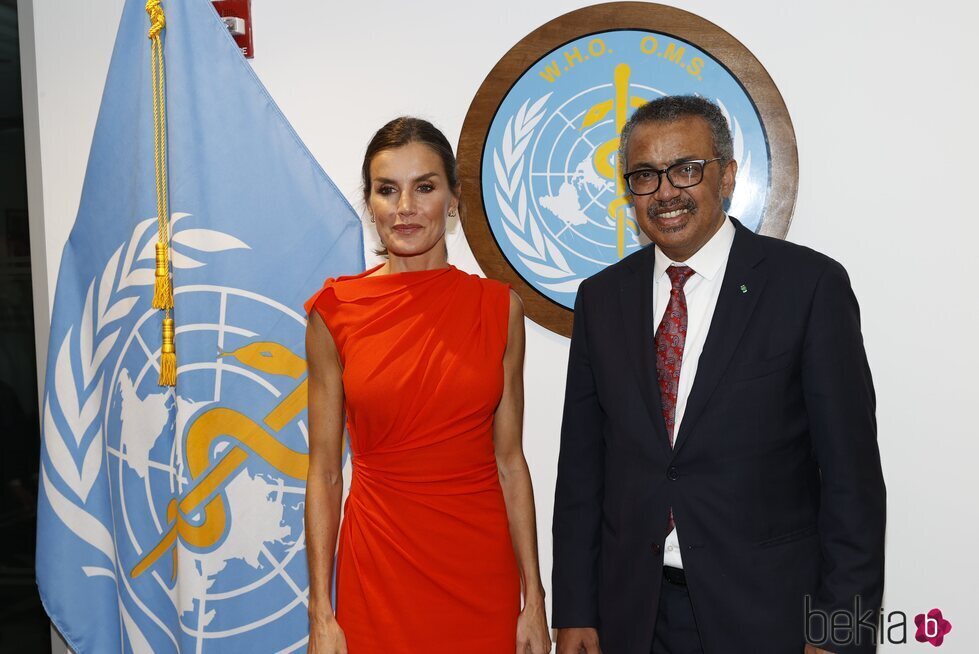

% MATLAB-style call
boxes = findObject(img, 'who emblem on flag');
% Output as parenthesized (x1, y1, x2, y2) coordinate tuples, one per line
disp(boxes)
(35, 1, 363, 652)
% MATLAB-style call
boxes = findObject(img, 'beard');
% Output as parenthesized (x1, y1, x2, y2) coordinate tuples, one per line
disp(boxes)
(647, 199, 696, 233)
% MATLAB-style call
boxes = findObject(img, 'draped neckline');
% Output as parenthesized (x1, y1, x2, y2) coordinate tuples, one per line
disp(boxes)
(326, 263, 459, 301)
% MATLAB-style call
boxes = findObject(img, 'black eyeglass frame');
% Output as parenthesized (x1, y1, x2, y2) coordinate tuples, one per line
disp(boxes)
(622, 157, 724, 196)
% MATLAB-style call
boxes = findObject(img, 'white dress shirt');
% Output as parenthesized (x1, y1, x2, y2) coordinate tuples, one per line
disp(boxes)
(656, 217, 736, 569)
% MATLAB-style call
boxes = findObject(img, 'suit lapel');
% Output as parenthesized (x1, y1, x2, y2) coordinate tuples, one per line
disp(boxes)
(673, 221, 767, 456)
(619, 245, 672, 454)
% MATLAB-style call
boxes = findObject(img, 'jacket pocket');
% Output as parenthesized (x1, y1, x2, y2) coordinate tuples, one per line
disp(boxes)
(756, 524, 818, 548)
(729, 350, 794, 382)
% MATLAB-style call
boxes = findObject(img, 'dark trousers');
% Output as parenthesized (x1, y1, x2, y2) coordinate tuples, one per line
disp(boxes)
(651, 571, 705, 654)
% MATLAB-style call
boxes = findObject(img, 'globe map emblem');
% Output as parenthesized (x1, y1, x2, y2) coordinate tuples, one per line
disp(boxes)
(479, 29, 773, 311)
(106, 284, 314, 652)
(528, 80, 655, 268)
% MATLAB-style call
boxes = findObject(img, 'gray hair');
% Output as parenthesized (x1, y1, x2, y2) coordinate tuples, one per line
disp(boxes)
(618, 95, 734, 172)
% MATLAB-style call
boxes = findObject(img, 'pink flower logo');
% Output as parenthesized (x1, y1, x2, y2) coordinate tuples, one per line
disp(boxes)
(914, 609, 952, 647)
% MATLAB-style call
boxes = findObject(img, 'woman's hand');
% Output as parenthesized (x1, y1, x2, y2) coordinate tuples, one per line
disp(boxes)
(307, 615, 347, 654)
(516, 598, 552, 654)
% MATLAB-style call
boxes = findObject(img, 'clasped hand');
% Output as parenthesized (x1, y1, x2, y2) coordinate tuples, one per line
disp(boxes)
(307, 615, 346, 654)
(516, 600, 552, 653)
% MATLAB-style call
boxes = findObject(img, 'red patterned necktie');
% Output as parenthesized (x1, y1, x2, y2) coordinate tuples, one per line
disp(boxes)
(655, 264, 695, 534)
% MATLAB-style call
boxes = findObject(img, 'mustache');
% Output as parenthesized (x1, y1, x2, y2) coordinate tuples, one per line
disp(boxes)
(646, 198, 696, 218)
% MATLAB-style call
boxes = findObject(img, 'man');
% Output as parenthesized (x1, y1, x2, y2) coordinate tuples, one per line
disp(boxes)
(552, 96, 885, 654)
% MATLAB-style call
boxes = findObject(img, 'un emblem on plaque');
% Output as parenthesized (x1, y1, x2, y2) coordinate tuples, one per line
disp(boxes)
(458, 3, 798, 336)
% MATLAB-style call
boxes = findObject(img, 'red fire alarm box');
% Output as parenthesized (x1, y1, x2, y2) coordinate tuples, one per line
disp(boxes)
(212, 0, 254, 58)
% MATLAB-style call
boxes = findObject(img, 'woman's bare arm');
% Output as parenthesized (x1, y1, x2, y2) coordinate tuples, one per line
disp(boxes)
(305, 310, 348, 653)
(494, 290, 551, 654)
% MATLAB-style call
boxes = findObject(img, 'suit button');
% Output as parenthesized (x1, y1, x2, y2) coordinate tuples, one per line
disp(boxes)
(652, 542, 661, 553)
(667, 466, 679, 480)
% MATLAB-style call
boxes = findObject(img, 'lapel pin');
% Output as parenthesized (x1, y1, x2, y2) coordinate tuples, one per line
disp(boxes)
(740, 284, 748, 294)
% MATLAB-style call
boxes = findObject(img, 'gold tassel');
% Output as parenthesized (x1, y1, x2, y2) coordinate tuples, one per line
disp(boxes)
(147, 1, 177, 385)
(153, 242, 173, 309)
(159, 316, 176, 386)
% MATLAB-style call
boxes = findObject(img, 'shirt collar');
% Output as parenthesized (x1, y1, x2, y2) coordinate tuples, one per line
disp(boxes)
(653, 215, 735, 282)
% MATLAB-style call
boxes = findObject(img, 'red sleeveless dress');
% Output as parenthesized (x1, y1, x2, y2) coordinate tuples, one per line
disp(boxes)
(305, 264, 520, 652)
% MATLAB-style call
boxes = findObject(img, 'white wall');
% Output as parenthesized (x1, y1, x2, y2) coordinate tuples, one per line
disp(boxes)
(23, 1, 979, 651)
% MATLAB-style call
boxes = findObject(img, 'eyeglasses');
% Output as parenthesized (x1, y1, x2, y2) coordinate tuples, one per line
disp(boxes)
(622, 158, 723, 196)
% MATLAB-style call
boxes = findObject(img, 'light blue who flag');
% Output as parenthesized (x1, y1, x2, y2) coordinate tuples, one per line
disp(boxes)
(35, 1, 363, 652)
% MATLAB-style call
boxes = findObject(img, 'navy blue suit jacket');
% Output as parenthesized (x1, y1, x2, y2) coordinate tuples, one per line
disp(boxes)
(552, 219, 886, 653)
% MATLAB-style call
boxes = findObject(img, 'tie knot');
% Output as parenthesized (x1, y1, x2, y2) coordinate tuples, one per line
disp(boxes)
(666, 265, 695, 290)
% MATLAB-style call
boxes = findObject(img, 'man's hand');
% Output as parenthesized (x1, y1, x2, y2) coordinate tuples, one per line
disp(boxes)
(556, 627, 601, 654)
(804, 645, 835, 654)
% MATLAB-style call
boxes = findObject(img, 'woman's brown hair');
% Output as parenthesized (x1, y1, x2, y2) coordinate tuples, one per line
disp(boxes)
(361, 116, 459, 205)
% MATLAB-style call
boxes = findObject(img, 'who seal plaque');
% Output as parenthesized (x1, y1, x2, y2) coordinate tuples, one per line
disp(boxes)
(459, 2, 797, 336)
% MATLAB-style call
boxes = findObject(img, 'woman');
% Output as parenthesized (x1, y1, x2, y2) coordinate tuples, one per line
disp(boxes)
(304, 117, 551, 653)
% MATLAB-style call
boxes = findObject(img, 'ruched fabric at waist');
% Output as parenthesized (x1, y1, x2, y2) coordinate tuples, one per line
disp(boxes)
(350, 454, 499, 496)
(350, 437, 501, 499)
(345, 421, 502, 495)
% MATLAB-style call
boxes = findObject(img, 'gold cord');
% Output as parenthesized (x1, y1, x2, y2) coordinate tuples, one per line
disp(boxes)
(147, 0, 176, 386)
